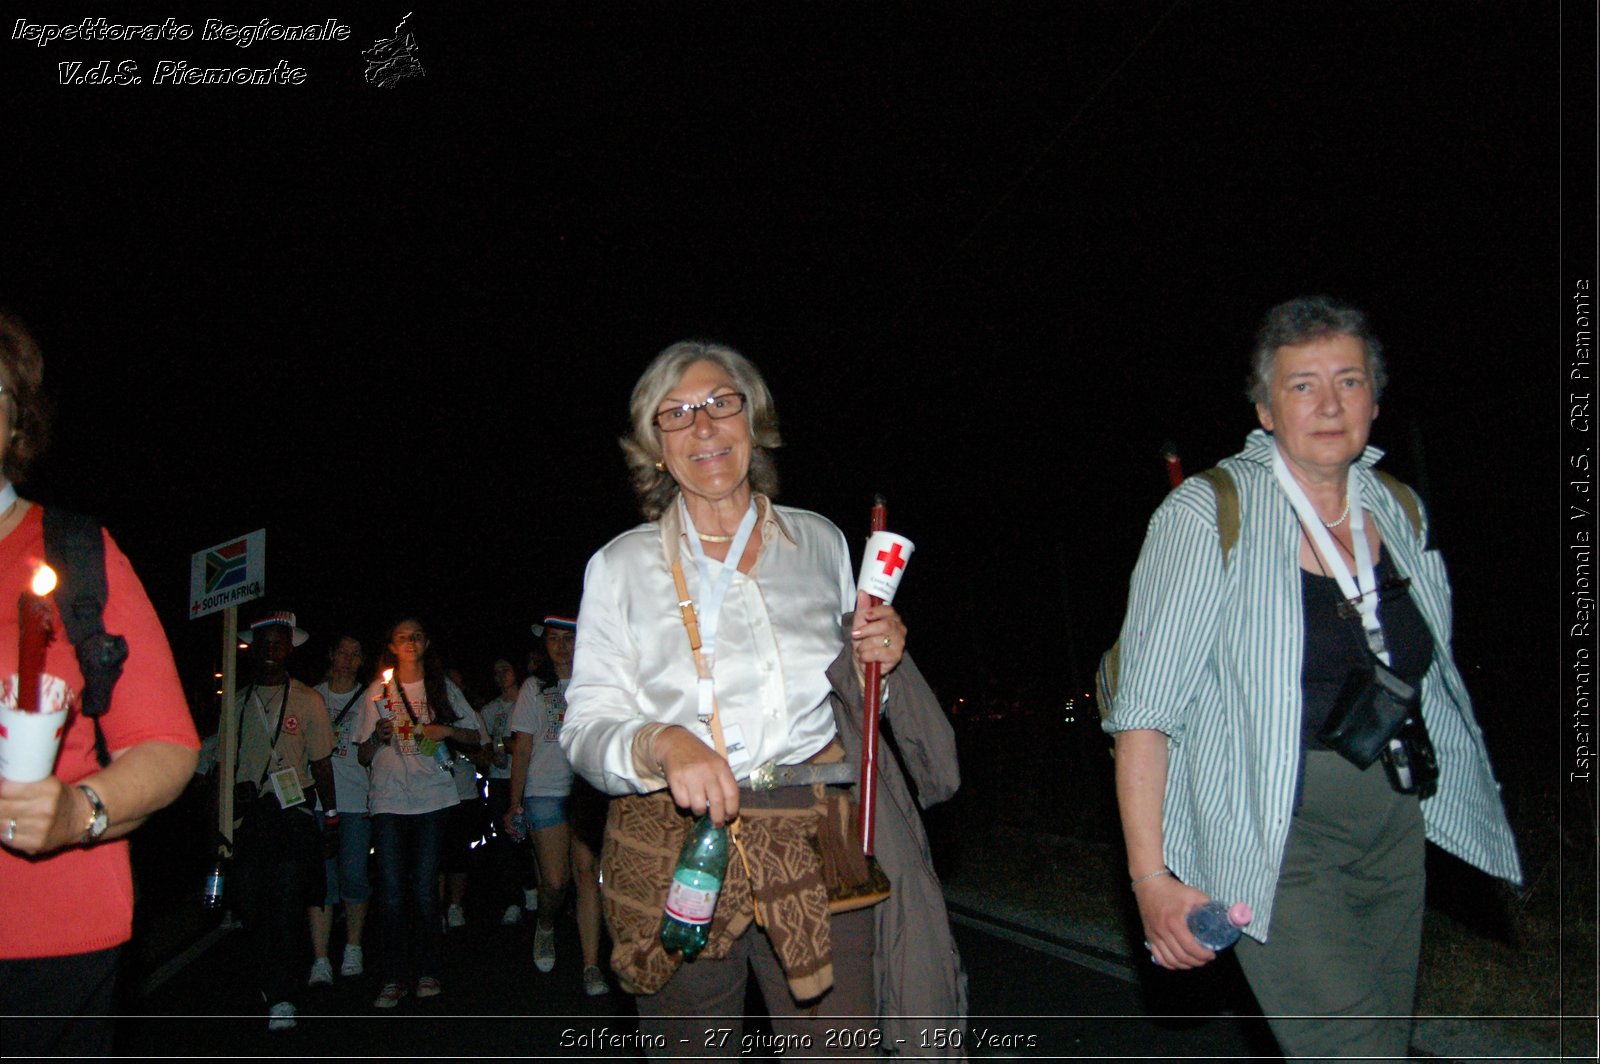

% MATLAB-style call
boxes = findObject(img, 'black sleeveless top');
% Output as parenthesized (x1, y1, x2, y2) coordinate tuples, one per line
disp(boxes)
(1300, 547, 1435, 750)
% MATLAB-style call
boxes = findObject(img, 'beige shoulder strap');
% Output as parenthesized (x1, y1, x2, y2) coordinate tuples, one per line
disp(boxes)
(670, 561, 727, 759)
(1193, 467, 1242, 567)
(1372, 470, 1425, 540)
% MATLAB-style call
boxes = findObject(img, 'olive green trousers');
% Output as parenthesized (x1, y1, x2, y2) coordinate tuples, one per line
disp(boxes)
(1235, 751, 1426, 1063)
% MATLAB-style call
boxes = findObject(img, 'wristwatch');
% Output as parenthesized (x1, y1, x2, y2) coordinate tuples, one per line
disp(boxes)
(77, 784, 109, 843)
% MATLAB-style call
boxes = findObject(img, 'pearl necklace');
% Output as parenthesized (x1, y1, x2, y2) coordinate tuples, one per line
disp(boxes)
(1322, 495, 1351, 529)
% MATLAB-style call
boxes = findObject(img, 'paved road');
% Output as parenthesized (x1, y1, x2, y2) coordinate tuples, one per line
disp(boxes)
(117, 895, 1276, 1059)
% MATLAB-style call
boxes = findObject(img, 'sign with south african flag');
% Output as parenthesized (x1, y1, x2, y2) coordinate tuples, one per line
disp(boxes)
(188, 529, 266, 620)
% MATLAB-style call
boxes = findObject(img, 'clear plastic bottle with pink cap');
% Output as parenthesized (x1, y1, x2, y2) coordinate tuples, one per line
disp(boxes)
(1187, 900, 1254, 950)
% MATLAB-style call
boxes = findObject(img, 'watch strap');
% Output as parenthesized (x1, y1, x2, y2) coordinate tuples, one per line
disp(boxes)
(77, 783, 108, 842)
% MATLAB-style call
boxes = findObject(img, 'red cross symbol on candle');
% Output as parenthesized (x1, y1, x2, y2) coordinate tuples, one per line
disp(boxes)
(876, 542, 907, 577)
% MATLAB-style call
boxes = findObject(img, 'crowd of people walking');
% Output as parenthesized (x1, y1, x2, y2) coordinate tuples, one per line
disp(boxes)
(3, 302, 1526, 1062)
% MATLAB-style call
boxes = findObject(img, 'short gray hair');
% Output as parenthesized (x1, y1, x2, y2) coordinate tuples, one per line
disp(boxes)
(1248, 296, 1388, 405)
(620, 340, 782, 520)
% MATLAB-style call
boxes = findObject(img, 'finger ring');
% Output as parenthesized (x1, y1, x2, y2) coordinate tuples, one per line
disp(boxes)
(5, 819, 15, 842)
(882, 636, 892, 649)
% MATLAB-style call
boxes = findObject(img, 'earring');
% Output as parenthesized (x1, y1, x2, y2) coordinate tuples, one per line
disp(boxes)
(654, 461, 665, 472)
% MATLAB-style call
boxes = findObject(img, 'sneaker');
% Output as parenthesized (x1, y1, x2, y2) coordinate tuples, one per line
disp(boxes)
(446, 903, 467, 928)
(501, 904, 523, 926)
(524, 887, 538, 911)
(307, 957, 333, 987)
(267, 1001, 297, 1031)
(415, 976, 443, 999)
(373, 982, 408, 1009)
(339, 944, 364, 978)
(582, 965, 609, 997)
(533, 923, 556, 973)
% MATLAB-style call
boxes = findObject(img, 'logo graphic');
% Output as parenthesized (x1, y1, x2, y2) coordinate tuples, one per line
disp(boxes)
(857, 532, 915, 604)
(204, 539, 250, 594)
(364, 12, 425, 88)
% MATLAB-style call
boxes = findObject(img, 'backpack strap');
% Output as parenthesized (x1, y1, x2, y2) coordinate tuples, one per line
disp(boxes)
(1192, 467, 1242, 567)
(1199, 466, 1424, 561)
(1372, 470, 1426, 545)
(41, 509, 129, 726)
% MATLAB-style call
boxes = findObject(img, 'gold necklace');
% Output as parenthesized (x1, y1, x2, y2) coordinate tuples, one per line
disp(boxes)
(696, 531, 734, 543)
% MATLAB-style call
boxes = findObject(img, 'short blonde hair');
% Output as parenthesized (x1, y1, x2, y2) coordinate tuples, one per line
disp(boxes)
(620, 340, 782, 520)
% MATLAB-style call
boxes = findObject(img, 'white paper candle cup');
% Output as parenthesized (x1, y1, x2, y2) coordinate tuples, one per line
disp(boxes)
(857, 531, 915, 604)
(0, 706, 69, 782)
(0, 675, 73, 782)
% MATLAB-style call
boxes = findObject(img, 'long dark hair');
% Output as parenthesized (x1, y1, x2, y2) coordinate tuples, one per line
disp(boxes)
(376, 617, 460, 725)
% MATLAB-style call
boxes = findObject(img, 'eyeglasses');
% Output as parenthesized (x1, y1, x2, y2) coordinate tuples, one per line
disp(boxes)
(654, 392, 746, 432)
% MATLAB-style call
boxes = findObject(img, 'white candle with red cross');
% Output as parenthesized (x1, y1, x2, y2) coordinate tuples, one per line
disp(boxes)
(1, 563, 70, 781)
(856, 532, 914, 603)
(377, 668, 394, 730)
(855, 518, 915, 856)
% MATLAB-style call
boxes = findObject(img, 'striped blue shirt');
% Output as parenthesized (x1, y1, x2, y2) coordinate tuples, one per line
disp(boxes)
(1104, 429, 1522, 941)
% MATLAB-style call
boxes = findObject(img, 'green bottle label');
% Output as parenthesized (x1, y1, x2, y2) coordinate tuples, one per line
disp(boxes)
(665, 868, 720, 925)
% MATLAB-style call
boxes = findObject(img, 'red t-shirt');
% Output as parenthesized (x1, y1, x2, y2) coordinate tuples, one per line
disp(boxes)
(0, 506, 199, 959)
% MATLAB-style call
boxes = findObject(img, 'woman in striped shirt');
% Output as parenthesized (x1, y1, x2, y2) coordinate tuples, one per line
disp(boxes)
(1106, 297, 1520, 1061)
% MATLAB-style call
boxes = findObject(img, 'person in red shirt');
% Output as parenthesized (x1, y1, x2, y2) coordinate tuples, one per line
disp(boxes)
(0, 310, 200, 1057)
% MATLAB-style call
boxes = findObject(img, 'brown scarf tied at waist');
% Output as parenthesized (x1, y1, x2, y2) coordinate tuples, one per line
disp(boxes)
(601, 744, 874, 1001)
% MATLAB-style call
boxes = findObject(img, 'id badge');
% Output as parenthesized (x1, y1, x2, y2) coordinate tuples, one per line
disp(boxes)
(269, 767, 307, 809)
(720, 723, 753, 778)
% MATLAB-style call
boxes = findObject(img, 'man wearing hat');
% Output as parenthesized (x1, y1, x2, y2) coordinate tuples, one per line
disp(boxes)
(232, 611, 337, 1031)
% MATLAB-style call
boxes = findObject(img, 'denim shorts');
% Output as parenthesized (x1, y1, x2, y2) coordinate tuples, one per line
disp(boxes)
(523, 796, 567, 831)
(322, 812, 372, 906)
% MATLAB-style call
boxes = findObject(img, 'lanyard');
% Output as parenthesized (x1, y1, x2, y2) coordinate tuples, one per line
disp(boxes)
(241, 682, 292, 783)
(0, 482, 17, 513)
(330, 685, 363, 731)
(1269, 447, 1389, 663)
(394, 678, 436, 728)
(682, 496, 759, 723)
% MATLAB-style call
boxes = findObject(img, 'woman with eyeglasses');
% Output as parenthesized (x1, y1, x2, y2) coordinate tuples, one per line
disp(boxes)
(354, 616, 486, 1008)
(1104, 297, 1521, 1060)
(559, 340, 965, 1056)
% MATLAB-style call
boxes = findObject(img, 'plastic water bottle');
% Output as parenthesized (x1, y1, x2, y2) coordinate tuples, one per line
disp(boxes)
(420, 734, 454, 771)
(1187, 899, 1253, 950)
(659, 814, 728, 959)
(202, 859, 227, 909)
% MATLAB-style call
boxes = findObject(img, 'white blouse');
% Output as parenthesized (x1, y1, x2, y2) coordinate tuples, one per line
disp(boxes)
(562, 497, 856, 796)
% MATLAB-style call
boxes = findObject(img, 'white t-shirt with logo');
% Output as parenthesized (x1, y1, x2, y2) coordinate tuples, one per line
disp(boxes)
(354, 678, 487, 816)
(480, 690, 528, 782)
(315, 680, 371, 814)
(509, 676, 573, 799)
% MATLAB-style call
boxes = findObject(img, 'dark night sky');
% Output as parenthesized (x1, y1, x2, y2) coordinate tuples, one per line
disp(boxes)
(1, 2, 1580, 739)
